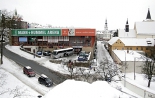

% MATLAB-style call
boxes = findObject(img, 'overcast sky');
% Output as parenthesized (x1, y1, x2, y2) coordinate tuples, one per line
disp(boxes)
(0, 0, 155, 30)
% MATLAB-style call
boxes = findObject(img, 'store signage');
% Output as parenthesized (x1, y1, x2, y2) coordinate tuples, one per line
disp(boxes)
(12, 29, 61, 36)
(62, 29, 96, 36)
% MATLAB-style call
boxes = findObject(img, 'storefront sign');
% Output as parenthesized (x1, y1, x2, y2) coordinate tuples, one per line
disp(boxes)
(62, 29, 96, 36)
(75, 29, 96, 36)
(12, 29, 61, 36)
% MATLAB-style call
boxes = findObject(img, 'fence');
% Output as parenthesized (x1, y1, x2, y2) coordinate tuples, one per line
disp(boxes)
(121, 78, 155, 98)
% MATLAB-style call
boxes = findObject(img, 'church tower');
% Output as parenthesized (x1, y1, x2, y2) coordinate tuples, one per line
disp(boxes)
(125, 18, 129, 32)
(104, 18, 108, 31)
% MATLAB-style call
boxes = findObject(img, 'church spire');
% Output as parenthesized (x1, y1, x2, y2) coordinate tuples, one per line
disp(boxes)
(146, 8, 151, 19)
(104, 18, 108, 31)
(126, 18, 128, 24)
(125, 18, 129, 32)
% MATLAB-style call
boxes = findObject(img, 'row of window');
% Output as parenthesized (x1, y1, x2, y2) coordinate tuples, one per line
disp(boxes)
(114, 47, 147, 50)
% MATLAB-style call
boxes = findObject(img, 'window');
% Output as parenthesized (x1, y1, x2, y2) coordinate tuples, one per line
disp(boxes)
(141, 47, 143, 50)
(130, 47, 132, 50)
(136, 47, 138, 50)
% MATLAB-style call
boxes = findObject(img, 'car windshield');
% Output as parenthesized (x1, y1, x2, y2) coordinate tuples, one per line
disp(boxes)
(45, 78, 52, 83)
(28, 69, 34, 72)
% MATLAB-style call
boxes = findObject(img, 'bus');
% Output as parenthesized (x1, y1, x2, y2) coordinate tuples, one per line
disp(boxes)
(51, 48, 74, 59)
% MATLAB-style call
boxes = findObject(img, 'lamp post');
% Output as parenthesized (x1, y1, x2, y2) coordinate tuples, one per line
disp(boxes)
(32, 37, 37, 58)
(123, 50, 126, 87)
(134, 57, 136, 80)
(134, 57, 141, 80)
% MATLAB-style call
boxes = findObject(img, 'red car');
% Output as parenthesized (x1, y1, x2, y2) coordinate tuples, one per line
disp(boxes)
(23, 66, 36, 77)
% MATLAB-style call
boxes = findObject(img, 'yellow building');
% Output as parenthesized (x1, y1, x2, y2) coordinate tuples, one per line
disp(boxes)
(108, 37, 154, 56)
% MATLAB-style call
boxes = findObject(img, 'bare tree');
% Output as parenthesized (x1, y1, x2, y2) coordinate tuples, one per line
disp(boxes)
(142, 58, 155, 87)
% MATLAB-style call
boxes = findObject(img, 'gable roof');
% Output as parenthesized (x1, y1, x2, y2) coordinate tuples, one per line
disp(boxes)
(108, 37, 119, 45)
(135, 22, 155, 35)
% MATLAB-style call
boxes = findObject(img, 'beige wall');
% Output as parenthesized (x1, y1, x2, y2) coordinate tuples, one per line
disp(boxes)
(137, 35, 155, 38)
(108, 39, 153, 56)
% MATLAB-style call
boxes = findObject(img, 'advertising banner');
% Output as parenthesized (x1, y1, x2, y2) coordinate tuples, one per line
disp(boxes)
(11, 29, 61, 36)
(62, 28, 96, 36)
(75, 29, 96, 36)
(62, 29, 75, 36)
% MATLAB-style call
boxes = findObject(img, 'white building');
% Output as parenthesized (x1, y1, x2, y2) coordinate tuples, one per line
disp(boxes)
(102, 19, 113, 40)
(112, 50, 147, 73)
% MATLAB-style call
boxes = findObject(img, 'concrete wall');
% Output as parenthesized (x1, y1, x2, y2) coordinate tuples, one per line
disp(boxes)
(121, 78, 155, 98)
(119, 61, 144, 73)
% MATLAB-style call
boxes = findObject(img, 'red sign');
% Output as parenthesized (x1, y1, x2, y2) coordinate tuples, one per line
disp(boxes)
(75, 29, 95, 36)
(62, 29, 69, 36)
(62, 29, 96, 36)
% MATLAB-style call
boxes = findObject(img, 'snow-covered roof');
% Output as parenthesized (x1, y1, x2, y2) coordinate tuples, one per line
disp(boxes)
(113, 50, 146, 61)
(118, 29, 136, 38)
(120, 38, 155, 46)
(108, 37, 155, 46)
(108, 37, 119, 45)
(135, 21, 155, 35)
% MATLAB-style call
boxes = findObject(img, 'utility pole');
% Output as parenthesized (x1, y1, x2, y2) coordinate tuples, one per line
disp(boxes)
(1, 14, 5, 64)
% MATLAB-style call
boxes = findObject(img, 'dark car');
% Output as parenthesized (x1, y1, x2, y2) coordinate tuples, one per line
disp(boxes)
(23, 66, 36, 77)
(37, 51, 42, 55)
(78, 56, 87, 61)
(38, 74, 53, 87)
(43, 51, 51, 56)
(79, 51, 89, 58)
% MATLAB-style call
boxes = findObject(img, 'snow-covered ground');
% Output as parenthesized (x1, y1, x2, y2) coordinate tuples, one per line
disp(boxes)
(0, 41, 154, 98)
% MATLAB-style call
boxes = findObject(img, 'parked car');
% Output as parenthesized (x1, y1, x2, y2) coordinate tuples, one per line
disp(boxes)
(78, 56, 87, 61)
(37, 51, 42, 55)
(38, 74, 53, 87)
(79, 51, 89, 57)
(23, 66, 36, 77)
(43, 51, 51, 56)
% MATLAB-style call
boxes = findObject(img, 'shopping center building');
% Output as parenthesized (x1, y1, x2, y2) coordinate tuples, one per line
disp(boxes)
(10, 28, 96, 56)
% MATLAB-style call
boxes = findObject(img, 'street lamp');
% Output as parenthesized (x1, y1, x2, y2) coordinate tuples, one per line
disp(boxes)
(31, 37, 37, 58)
(134, 57, 142, 80)
(134, 57, 136, 80)
(123, 50, 126, 87)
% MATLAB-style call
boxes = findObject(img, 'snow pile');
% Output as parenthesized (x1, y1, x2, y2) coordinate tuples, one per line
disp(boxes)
(43, 79, 120, 98)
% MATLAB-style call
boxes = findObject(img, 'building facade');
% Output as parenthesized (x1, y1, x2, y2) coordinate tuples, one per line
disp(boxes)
(10, 28, 96, 55)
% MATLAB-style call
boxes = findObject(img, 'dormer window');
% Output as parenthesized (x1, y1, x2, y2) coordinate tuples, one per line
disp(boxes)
(147, 41, 152, 44)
